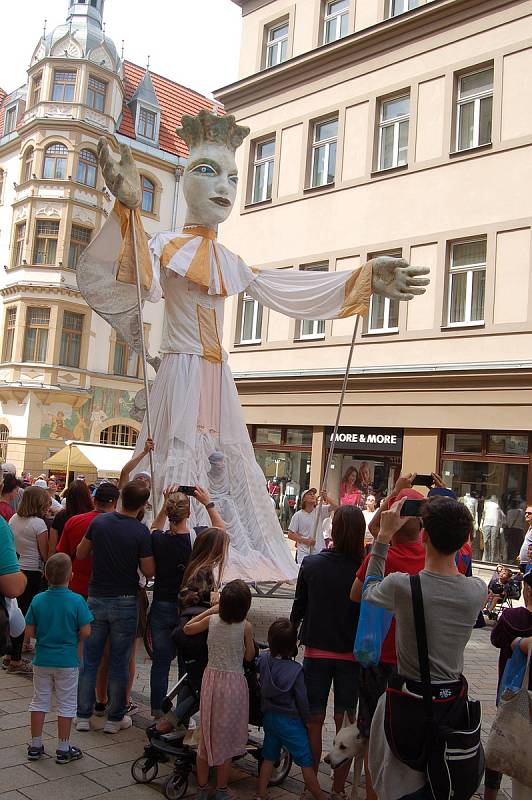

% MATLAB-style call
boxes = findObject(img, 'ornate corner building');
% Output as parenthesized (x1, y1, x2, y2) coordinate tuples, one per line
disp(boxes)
(0, 0, 219, 476)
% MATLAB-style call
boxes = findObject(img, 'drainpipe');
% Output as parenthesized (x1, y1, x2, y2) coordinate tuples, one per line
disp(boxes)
(171, 161, 185, 229)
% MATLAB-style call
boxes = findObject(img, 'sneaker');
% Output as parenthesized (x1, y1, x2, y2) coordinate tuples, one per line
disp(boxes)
(126, 700, 138, 714)
(104, 715, 132, 734)
(196, 788, 210, 800)
(27, 743, 45, 761)
(7, 661, 33, 674)
(214, 790, 232, 800)
(75, 719, 91, 732)
(56, 745, 83, 764)
(93, 702, 107, 717)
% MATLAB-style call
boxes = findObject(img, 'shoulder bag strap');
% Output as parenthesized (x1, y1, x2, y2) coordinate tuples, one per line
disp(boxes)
(410, 574, 433, 719)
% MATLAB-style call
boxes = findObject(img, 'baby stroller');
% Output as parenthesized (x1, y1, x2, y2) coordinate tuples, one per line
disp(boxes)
(484, 570, 522, 620)
(131, 619, 292, 799)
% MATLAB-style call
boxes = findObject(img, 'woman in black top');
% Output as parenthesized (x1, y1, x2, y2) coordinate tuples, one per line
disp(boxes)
(149, 484, 224, 718)
(290, 504, 365, 799)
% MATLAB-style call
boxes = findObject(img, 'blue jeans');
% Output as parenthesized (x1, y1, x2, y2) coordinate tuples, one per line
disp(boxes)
(149, 600, 179, 715)
(77, 595, 138, 722)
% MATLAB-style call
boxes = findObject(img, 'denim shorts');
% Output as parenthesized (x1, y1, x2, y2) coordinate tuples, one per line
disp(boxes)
(262, 711, 313, 767)
(303, 657, 359, 716)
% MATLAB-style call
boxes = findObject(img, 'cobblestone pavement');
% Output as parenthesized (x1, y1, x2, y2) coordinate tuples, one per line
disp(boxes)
(0, 581, 511, 800)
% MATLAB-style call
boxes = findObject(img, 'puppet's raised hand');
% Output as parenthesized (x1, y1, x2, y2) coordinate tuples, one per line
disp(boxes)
(370, 256, 430, 301)
(98, 138, 141, 209)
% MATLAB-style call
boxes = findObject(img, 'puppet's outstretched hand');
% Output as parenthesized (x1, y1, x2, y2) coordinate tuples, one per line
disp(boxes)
(98, 138, 141, 209)
(370, 256, 430, 301)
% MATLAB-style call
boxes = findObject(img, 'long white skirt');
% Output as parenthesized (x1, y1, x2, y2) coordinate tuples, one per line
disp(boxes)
(133, 353, 298, 584)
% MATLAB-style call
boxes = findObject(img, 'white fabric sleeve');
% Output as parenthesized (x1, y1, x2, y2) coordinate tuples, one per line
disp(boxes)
(246, 262, 373, 320)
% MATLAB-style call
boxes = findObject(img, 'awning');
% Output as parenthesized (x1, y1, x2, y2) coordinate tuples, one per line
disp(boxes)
(43, 440, 134, 479)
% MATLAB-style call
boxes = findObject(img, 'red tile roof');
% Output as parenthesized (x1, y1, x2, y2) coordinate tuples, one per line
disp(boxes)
(119, 61, 222, 159)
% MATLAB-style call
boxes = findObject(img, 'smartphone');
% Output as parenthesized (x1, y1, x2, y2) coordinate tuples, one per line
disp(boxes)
(412, 474, 433, 488)
(178, 485, 196, 496)
(400, 499, 424, 517)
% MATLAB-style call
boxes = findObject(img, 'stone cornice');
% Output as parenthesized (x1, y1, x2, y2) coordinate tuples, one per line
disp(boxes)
(1, 282, 80, 299)
(216, 0, 522, 112)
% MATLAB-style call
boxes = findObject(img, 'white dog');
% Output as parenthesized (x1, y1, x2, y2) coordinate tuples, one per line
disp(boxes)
(324, 718, 367, 800)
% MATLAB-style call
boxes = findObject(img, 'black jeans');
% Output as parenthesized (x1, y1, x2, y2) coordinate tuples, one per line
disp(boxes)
(10, 570, 42, 662)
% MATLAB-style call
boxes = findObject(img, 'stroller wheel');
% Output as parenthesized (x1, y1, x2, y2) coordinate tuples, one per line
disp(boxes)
(259, 746, 293, 786)
(165, 774, 188, 800)
(131, 755, 159, 783)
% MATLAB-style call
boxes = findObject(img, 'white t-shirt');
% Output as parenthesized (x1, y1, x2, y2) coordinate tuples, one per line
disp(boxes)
(289, 505, 330, 561)
(363, 509, 376, 544)
(49, 497, 63, 514)
(9, 514, 47, 571)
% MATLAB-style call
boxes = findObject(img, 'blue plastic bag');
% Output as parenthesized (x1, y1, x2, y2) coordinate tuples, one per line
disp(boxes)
(497, 644, 527, 704)
(354, 576, 394, 667)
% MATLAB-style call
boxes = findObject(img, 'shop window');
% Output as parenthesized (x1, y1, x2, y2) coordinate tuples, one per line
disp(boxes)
(487, 434, 529, 457)
(240, 292, 263, 344)
(387, 0, 419, 16)
(22, 147, 34, 182)
(297, 263, 328, 339)
(52, 70, 76, 102)
(310, 118, 338, 188)
(76, 149, 97, 187)
(42, 143, 68, 180)
(0, 425, 8, 462)
(265, 21, 289, 68)
(113, 334, 140, 377)
(323, 0, 349, 44)
(141, 176, 155, 213)
(87, 75, 107, 112)
(30, 73, 42, 108)
(22, 307, 50, 363)
(59, 311, 83, 368)
(444, 431, 482, 453)
(377, 94, 410, 171)
(100, 424, 138, 447)
(251, 138, 275, 204)
(455, 67, 493, 152)
(2, 308, 16, 362)
(448, 238, 486, 326)
(68, 225, 92, 269)
(4, 105, 17, 135)
(33, 220, 59, 265)
(12, 222, 26, 267)
(285, 428, 313, 447)
(255, 427, 282, 445)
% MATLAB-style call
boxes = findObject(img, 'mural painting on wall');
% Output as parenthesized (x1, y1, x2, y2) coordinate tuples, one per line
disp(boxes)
(40, 388, 135, 441)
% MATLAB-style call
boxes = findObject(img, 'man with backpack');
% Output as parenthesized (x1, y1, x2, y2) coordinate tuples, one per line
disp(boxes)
(362, 495, 487, 800)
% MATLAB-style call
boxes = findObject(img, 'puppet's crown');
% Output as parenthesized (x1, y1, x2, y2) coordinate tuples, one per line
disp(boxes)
(177, 109, 250, 152)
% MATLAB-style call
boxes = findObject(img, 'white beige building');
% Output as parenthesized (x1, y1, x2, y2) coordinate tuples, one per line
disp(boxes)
(0, 0, 217, 479)
(217, 0, 532, 561)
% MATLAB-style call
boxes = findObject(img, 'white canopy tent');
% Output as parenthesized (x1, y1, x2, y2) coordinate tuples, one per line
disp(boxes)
(43, 440, 133, 480)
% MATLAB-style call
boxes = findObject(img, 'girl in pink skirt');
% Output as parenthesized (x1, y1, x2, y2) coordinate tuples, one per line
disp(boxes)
(184, 579, 256, 800)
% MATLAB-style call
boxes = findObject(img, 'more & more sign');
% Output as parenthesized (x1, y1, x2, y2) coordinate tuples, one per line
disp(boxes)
(325, 427, 403, 453)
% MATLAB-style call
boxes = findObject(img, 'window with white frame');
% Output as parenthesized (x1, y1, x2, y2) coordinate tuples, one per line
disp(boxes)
(323, 0, 349, 44)
(22, 307, 50, 363)
(378, 94, 410, 170)
(298, 263, 328, 339)
(388, 0, 419, 16)
(265, 22, 289, 68)
(137, 107, 157, 140)
(33, 220, 59, 265)
(252, 139, 275, 203)
(141, 176, 155, 213)
(456, 67, 493, 151)
(240, 292, 263, 344)
(100, 424, 138, 447)
(13, 222, 25, 266)
(448, 239, 486, 326)
(310, 118, 338, 188)
(2, 308, 16, 362)
(59, 310, 83, 368)
(367, 252, 400, 333)
(87, 75, 107, 112)
(4, 105, 17, 135)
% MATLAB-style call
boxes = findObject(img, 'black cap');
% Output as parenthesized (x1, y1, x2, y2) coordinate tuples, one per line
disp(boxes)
(94, 482, 120, 504)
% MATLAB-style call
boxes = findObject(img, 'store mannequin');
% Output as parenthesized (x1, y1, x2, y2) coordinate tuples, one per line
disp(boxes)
(460, 491, 480, 559)
(481, 495, 505, 563)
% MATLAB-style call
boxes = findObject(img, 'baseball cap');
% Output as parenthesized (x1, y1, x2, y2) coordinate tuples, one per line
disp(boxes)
(1, 462, 17, 475)
(428, 487, 458, 500)
(34, 479, 48, 489)
(94, 482, 120, 503)
(387, 487, 425, 507)
(301, 489, 316, 503)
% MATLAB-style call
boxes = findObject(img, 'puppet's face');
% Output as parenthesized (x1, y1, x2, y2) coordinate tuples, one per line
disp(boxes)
(183, 142, 238, 227)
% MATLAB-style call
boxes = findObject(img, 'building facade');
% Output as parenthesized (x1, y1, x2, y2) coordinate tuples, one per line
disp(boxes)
(217, 0, 532, 561)
(0, 0, 218, 477)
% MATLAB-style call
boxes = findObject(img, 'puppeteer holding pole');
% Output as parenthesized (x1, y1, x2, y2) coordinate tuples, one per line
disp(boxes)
(78, 110, 429, 583)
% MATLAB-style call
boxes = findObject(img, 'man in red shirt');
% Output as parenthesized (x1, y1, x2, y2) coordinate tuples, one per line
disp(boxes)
(350, 478, 425, 800)
(57, 482, 120, 597)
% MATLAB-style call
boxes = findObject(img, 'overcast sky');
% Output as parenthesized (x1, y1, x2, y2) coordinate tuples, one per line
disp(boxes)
(0, 0, 242, 98)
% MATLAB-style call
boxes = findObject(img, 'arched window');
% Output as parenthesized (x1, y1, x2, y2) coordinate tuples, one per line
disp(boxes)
(141, 176, 155, 213)
(0, 169, 4, 204)
(99, 424, 138, 448)
(22, 147, 34, 183)
(43, 143, 68, 180)
(76, 149, 97, 187)
(0, 425, 9, 462)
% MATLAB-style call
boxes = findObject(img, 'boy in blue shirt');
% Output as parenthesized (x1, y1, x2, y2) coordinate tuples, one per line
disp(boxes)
(25, 552, 92, 763)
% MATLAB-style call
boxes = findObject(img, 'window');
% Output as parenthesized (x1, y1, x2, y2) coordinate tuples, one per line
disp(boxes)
(33, 220, 59, 265)
(310, 118, 338, 187)
(240, 292, 263, 344)
(2, 308, 16, 362)
(323, 0, 349, 44)
(12, 222, 26, 266)
(265, 22, 289, 68)
(0, 426, 8, 462)
(388, 0, 419, 15)
(378, 94, 410, 170)
(4, 106, 17, 135)
(448, 238, 486, 326)
(113, 335, 140, 377)
(76, 148, 97, 187)
(43, 143, 68, 180)
(137, 107, 157, 140)
(456, 67, 493, 151)
(298, 263, 328, 339)
(30, 73, 42, 107)
(141, 176, 155, 213)
(22, 307, 50, 363)
(99, 424, 138, 447)
(0, 169, 4, 203)
(59, 310, 83, 367)
(52, 70, 76, 102)
(68, 225, 91, 269)
(87, 75, 107, 112)
(252, 139, 275, 203)
(22, 147, 34, 182)
(368, 294, 400, 333)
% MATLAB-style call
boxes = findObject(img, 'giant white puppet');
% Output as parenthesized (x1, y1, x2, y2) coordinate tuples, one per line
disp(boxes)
(78, 110, 429, 583)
